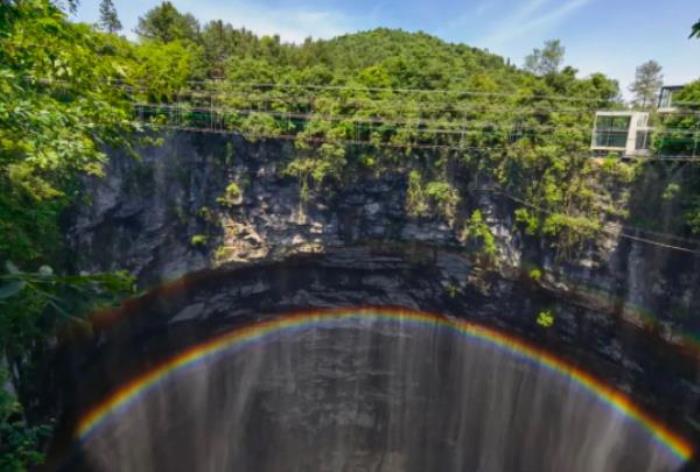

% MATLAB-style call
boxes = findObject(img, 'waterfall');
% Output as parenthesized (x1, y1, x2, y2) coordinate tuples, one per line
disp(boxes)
(74, 314, 681, 472)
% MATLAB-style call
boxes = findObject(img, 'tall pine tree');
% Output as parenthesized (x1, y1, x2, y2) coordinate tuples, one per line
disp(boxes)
(524, 40, 565, 76)
(99, 0, 122, 33)
(629, 60, 663, 109)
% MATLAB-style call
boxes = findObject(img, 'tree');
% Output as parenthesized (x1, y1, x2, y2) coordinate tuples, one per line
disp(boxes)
(201, 20, 232, 78)
(98, 0, 121, 33)
(0, 3, 136, 466)
(50, 0, 79, 12)
(629, 60, 663, 108)
(692, 18, 700, 38)
(135, 1, 200, 43)
(131, 40, 202, 101)
(524, 40, 565, 76)
(656, 80, 700, 157)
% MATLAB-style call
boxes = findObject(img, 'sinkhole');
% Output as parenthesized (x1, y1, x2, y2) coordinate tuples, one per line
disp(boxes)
(65, 309, 687, 472)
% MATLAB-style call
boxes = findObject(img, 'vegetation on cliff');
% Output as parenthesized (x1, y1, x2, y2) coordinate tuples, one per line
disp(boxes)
(124, 2, 626, 254)
(656, 80, 700, 233)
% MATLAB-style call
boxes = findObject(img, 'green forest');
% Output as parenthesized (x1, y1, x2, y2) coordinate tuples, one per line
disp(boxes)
(1, 0, 699, 468)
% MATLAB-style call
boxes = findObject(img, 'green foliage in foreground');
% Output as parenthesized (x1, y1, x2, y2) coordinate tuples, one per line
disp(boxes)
(0, 262, 134, 469)
(0, 366, 51, 471)
(0, 262, 135, 460)
(1, 2, 137, 467)
(0, 0, 138, 268)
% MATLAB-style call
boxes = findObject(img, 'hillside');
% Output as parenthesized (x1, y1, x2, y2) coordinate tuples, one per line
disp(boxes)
(120, 14, 626, 259)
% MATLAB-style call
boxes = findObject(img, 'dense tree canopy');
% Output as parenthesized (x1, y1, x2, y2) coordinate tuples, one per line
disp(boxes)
(120, 18, 622, 251)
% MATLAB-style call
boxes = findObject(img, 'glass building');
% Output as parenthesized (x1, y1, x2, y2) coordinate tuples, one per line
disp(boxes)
(591, 111, 651, 157)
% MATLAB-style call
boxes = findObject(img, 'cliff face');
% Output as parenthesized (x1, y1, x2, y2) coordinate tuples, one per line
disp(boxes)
(68, 132, 700, 341)
(71, 300, 680, 472)
(62, 131, 700, 451)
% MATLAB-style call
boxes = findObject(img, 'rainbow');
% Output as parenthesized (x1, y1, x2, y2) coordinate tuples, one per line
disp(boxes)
(547, 270, 700, 353)
(76, 307, 693, 464)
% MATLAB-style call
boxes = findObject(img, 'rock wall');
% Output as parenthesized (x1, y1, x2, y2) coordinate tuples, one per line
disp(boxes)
(68, 293, 680, 471)
(60, 131, 700, 456)
(67, 132, 700, 344)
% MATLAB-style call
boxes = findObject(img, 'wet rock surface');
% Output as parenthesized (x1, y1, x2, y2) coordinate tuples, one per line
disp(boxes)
(50, 248, 700, 469)
(73, 316, 679, 472)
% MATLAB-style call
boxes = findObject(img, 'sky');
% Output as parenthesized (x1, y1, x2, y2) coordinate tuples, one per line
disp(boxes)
(75, 0, 700, 98)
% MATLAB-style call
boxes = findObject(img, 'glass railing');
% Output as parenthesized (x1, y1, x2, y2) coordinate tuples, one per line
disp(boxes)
(593, 130, 627, 148)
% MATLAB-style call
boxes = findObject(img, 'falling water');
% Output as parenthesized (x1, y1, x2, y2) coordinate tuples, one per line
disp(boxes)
(74, 314, 682, 472)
